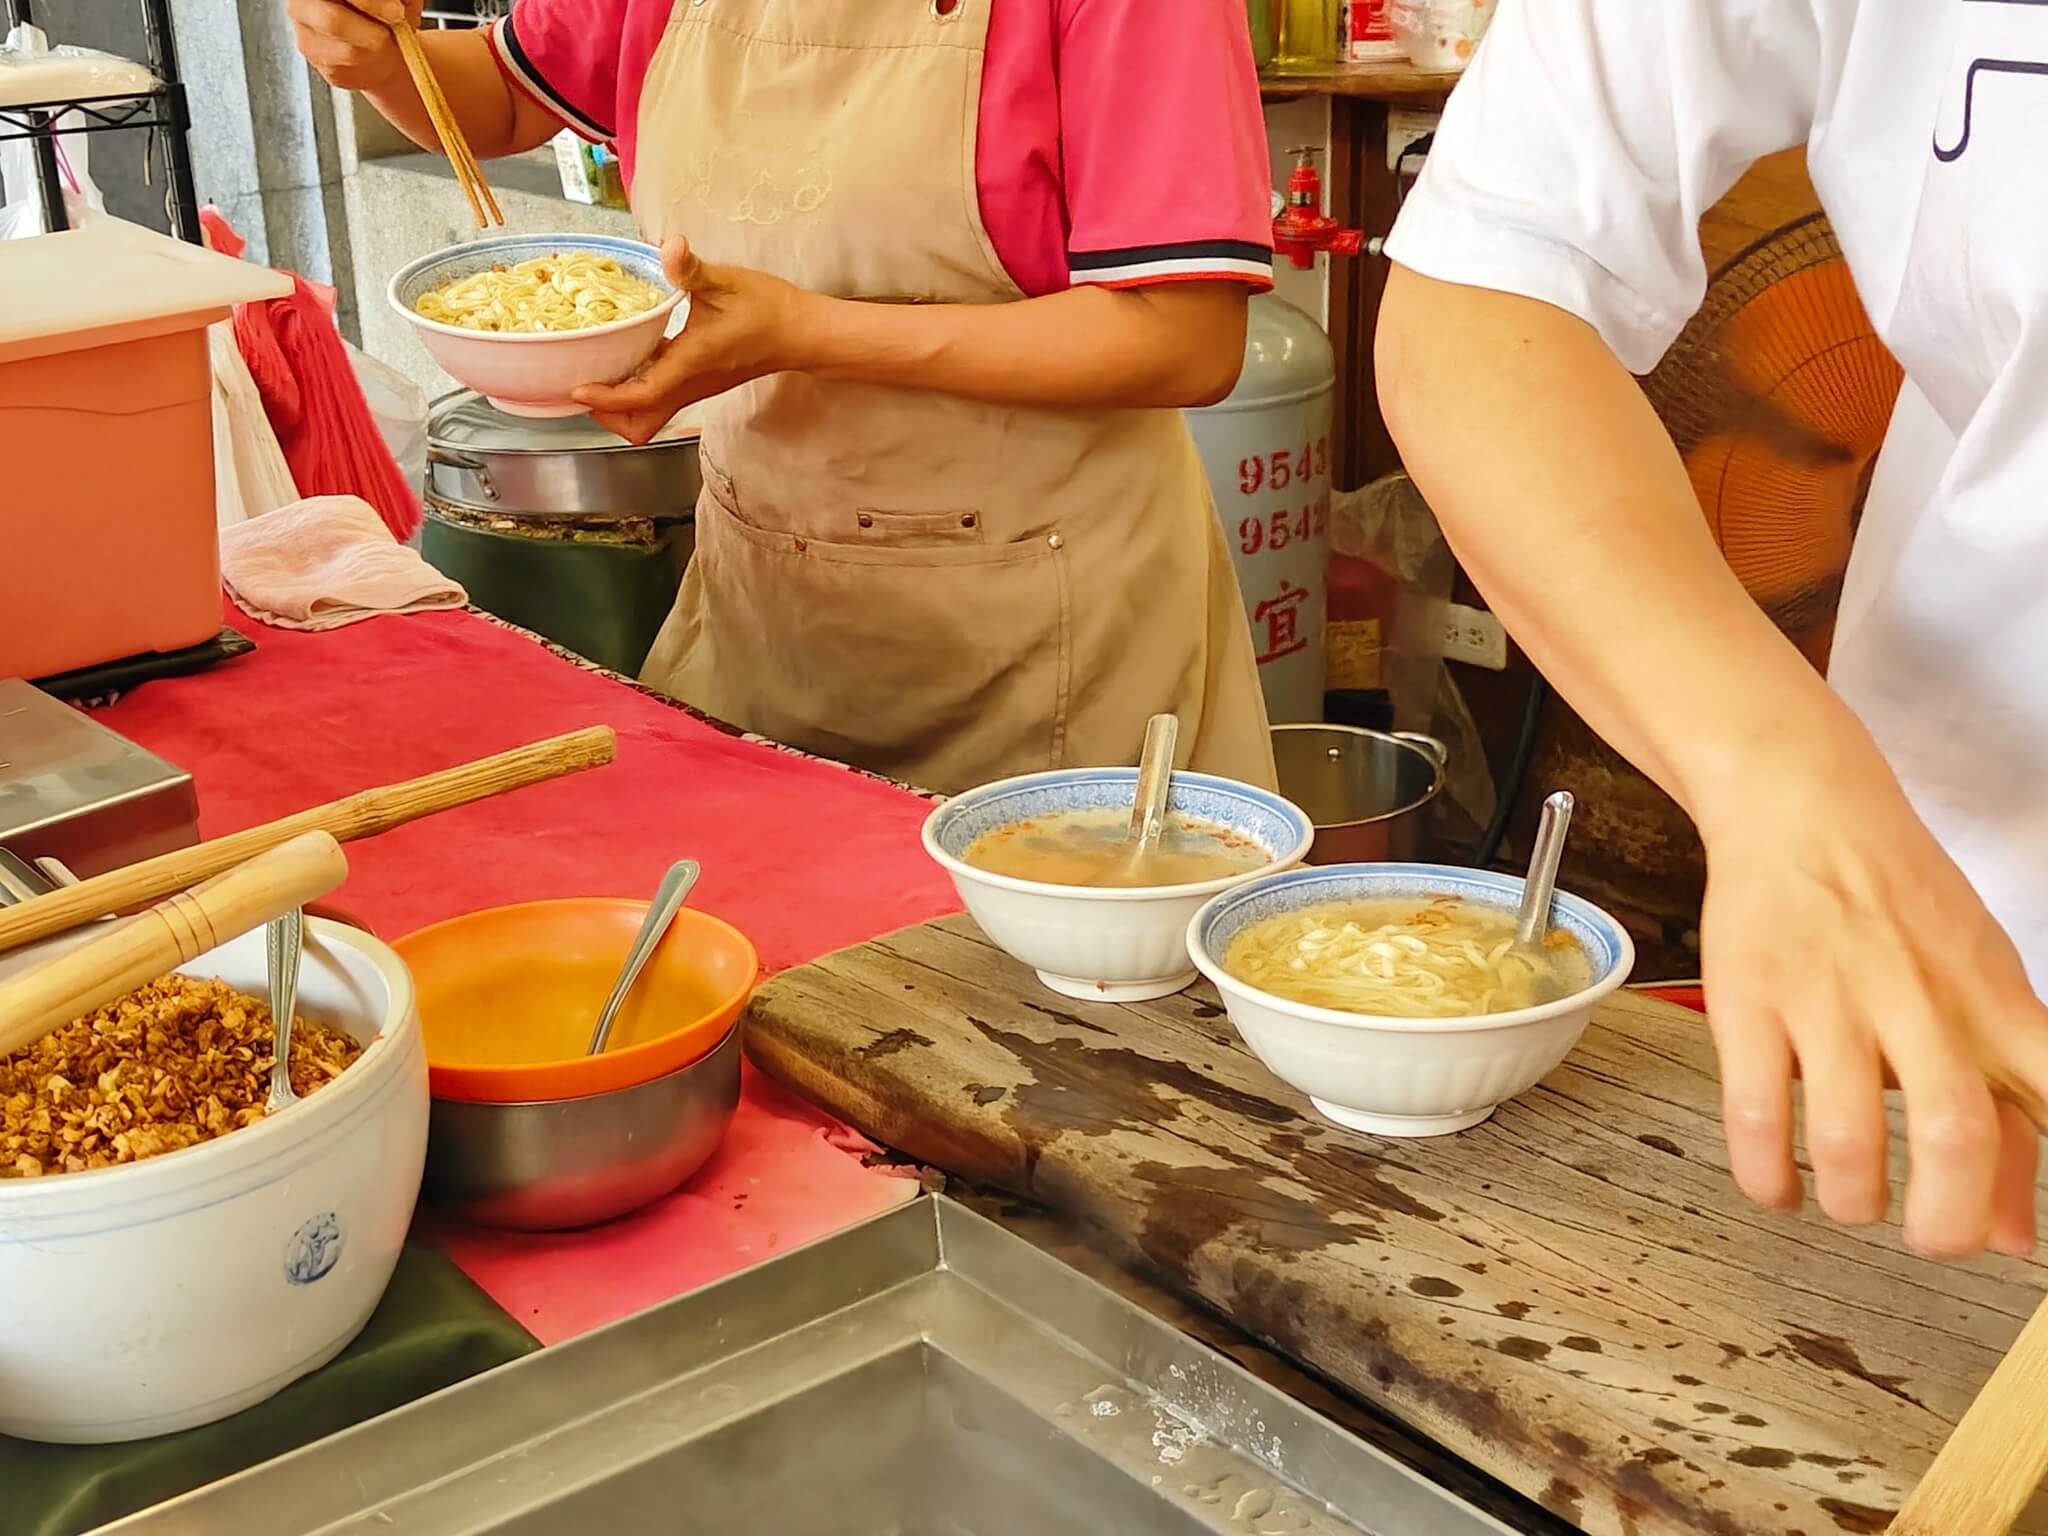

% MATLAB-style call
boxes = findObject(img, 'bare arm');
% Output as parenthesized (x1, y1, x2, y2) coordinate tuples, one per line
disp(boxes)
(1376, 265, 1862, 821)
(800, 283, 1246, 409)
(288, 0, 562, 161)
(1377, 263, 2048, 1259)
(574, 239, 1248, 439)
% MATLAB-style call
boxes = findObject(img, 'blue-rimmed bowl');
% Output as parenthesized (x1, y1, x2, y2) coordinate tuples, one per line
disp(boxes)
(1189, 864, 1635, 1138)
(390, 234, 684, 419)
(923, 769, 1313, 1003)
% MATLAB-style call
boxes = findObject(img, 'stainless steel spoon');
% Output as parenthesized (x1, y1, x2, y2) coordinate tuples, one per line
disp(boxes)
(266, 909, 304, 1115)
(1514, 791, 1575, 1001)
(1116, 713, 1180, 879)
(586, 859, 701, 1057)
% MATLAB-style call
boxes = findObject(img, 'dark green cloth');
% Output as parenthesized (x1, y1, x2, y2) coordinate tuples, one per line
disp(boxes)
(0, 1243, 538, 1536)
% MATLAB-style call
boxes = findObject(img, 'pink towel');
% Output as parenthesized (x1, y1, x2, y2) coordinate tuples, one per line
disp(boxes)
(220, 495, 466, 631)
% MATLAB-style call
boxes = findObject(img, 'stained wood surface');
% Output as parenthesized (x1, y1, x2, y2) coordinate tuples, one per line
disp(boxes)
(745, 915, 2048, 1536)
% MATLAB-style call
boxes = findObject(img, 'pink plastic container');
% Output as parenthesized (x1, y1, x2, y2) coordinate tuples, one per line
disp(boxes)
(0, 223, 290, 680)
(0, 326, 221, 679)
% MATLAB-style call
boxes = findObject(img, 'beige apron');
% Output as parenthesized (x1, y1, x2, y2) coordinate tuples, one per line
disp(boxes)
(631, 0, 1276, 795)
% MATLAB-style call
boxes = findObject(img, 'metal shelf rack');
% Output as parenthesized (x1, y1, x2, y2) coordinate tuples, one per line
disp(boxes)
(0, 0, 201, 242)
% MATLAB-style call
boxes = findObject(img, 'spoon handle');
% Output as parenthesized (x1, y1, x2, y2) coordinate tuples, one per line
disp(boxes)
(266, 909, 304, 1114)
(586, 859, 702, 1056)
(1129, 714, 1181, 850)
(1516, 791, 1575, 947)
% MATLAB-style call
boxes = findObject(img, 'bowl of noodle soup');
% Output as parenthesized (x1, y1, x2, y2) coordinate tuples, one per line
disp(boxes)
(1188, 864, 1633, 1138)
(390, 234, 683, 419)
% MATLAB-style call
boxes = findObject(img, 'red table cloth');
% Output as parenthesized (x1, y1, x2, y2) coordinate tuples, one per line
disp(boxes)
(99, 604, 961, 1341)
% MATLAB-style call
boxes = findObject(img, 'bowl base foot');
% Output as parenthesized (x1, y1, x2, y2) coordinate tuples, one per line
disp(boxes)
(487, 396, 587, 419)
(1035, 969, 1195, 1004)
(1311, 1098, 1496, 1138)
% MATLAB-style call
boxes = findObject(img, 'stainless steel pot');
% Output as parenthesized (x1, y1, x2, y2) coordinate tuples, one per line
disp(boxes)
(424, 1023, 742, 1231)
(1271, 724, 1447, 865)
(425, 389, 703, 521)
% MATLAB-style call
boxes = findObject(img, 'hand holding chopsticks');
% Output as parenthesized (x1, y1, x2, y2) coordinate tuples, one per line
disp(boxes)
(390, 20, 503, 229)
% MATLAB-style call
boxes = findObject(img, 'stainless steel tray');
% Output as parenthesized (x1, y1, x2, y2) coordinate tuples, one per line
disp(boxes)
(0, 678, 197, 883)
(105, 1197, 1512, 1535)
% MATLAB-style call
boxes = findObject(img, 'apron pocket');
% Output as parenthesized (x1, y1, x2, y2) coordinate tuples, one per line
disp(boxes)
(846, 508, 987, 548)
(688, 479, 1073, 784)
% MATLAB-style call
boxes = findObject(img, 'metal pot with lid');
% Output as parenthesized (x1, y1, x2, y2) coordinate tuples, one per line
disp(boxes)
(421, 391, 700, 677)
(426, 389, 703, 520)
(1271, 723, 1448, 864)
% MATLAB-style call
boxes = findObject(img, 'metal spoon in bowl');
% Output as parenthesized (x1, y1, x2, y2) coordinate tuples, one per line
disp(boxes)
(586, 859, 702, 1057)
(266, 909, 304, 1115)
(1111, 713, 1181, 884)
(1513, 791, 1575, 1003)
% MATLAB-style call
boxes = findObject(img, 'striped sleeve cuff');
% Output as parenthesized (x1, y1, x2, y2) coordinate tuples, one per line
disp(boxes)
(487, 14, 613, 143)
(1068, 240, 1275, 290)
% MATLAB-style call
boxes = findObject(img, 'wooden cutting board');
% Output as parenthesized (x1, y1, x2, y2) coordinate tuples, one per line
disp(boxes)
(745, 914, 2048, 1536)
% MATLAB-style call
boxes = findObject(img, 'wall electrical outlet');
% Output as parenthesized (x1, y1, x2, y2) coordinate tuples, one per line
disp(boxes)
(1387, 108, 1441, 172)
(1441, 603, 1508, 670)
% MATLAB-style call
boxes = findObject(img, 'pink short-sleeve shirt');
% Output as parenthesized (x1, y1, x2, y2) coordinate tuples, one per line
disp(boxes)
(488, 0, 1275, 297)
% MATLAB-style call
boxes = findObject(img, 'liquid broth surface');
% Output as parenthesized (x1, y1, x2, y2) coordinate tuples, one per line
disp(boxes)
(963, 807, 1269, 889)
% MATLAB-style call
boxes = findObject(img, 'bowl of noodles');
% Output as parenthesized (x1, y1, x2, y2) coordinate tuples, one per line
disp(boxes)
(1188, 864, 1634, 1138)
(390, 234, 682, 418)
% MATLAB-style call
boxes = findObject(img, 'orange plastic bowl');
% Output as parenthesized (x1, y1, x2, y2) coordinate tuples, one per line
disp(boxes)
(394, 899, 758, 1104)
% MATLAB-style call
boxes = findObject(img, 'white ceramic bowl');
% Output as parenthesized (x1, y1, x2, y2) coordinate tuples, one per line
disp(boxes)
(389, 233, 684, 419)
(0, 918, 429, 1443)
(1189, 864, 1634, 1138)
(923, 769, 1314, 1002)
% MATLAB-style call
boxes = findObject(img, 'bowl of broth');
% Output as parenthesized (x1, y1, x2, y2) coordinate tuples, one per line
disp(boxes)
(1188, 864, 1634, 1137)
(922, 768, 1313, 1002)
(394, 898, 757, 1103)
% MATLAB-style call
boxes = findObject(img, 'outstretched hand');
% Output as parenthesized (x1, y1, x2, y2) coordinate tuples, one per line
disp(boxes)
(576, 237, 815, 444)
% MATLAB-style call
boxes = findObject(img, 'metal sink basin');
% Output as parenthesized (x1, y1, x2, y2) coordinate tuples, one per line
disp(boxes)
(107, 1197, 1513, 1535)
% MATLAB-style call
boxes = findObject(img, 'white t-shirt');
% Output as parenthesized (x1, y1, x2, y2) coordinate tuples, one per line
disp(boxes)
(1386, 0, 2048, 987)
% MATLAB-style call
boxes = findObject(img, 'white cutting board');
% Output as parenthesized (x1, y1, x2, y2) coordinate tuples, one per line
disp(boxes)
(0, 220, 292, 364)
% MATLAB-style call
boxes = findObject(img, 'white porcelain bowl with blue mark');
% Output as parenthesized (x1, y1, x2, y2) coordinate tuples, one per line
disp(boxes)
(0, 918, 428, 1443)
(390, 233, 684, 419)
(1188, 864, 1635, 1138)
(923, 769, 1314, 1002)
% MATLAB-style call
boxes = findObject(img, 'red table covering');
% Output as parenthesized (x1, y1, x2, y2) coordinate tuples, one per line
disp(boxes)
(100, 605, 962, 1340)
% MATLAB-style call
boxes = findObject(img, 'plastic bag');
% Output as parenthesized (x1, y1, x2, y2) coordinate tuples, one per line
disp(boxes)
(1328, 473, 1497, 845)
(0, 25, 127, 236)
(0, 25, 156, 107)
(348, 342, 429, 499)
(0, 38, 106, 238)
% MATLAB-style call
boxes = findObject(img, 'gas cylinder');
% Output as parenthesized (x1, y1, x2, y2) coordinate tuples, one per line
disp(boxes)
(1185, 292, 1336, 724)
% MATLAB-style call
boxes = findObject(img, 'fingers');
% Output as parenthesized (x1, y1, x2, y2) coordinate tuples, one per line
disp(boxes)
(1891, 1021, 2002, 1255)
(1988, 1098, 2040, 1257)
(1792, 1008, 1891, 1226)
(288, 0, 399, 82)
(574, 343, 689, 414)
(662, 237, 708, 292)
(1709, 995, 1803, 1213)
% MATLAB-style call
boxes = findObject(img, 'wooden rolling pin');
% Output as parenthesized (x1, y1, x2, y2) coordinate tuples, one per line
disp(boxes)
(0, 831, 347, 1058)
(0, 725, 614, 954)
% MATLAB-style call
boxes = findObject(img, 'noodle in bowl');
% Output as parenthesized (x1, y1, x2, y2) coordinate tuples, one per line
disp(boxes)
(1189, 864, 1634, 1138)
(390, 234, 684, 419)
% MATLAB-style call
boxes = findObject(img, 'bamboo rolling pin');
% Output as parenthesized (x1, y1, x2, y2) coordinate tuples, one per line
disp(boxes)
(0, 832, 348, 1058)
(0, 726, 615, 954)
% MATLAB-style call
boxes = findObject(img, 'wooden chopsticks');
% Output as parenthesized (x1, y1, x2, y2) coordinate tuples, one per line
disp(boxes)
(392, 21, 503, 229)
